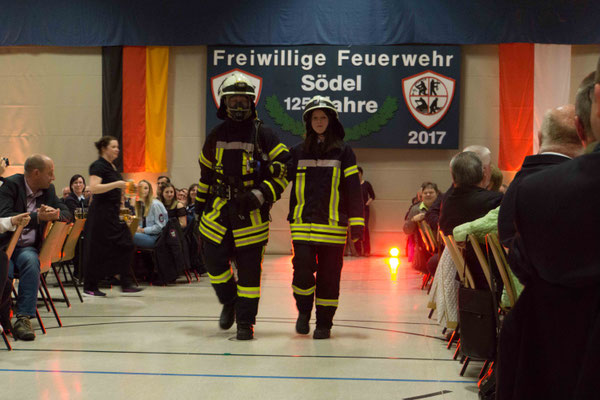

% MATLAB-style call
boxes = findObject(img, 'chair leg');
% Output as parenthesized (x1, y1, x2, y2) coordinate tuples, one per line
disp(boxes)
(38, 286, 50, 312)
(447, 330, 458, 349)
(426, 277, 433, 295)
(184, 270, 192, 284)
(63, 262, 83, 303)
(35, 309, 46, 334)
(453, 340, 461, 360)
(420, 273, 429, 290)
(40, 275, 62, 327)
(459, 357, 471, 376)
(427, 308, 434, 319)
(2, 329, 12, 350)
(51, 263, 71, 308)
(479, 360, 491, 379)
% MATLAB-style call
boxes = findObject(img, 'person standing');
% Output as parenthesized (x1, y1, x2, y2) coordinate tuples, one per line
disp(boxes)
(356, 166, 375, 256)
(196, 73, 291, 340)
(287, 96, 364, 339)
(83, 136, 142, 296)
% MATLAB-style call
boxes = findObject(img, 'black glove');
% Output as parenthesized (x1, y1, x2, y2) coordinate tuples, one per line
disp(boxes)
(350, 225, 364, 242)
(268, 161, 287, 180)
(237, 190, 263, 214)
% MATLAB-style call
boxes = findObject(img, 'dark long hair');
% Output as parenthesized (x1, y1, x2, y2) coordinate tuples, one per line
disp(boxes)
(303, 108, 345, 155)
(69, 174, 86, 194)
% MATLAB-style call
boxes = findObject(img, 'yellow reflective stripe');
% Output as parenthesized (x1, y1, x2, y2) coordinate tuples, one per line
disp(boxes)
(198, 182, 209, 193)
(264, 180, 277, 201)
(196, 197, 206, 203)
(199, 152, 213, 168)
(344, 165, 359, 178)
(273, 177, 288, 190)
(249, 209, 261, 226)
(242, 152, 251, 176)
(234, 231, 269, 247)
(233, 221, 268, 236)
(293, 172, 305, 222)
(292, 285, 315, 296)
(329, 167, 340, 222)
(290, 223, 347, 235)
(291, 232, 347, 245)
(201, 215, 227, 235)
(268, 143, 288, 160)
(315, 298, 339, 307)
(215, 148, 224, 169)
(237, 285, 261, 298)
(243, 180, 254, 187)
(208, 268, 234, 284)
(199, 223, 223, 244)
(205, 198, 227, 220)
(349, 217, 365, 226)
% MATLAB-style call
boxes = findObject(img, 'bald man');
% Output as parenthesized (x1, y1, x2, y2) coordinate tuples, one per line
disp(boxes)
(0, 154, 72, 341)
(496, 69, 600, 397)
(498, 105, 583, 282)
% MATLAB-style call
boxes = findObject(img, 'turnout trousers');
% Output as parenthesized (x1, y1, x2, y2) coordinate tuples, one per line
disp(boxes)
(292, 243, 344, 329)
(203, 231, 264, 325)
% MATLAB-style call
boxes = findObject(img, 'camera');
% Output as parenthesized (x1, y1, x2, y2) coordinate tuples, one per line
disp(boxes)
(1, 157, 8, 166)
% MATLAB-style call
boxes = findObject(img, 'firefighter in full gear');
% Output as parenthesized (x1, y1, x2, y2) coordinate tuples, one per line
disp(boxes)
(196, 73, 290, 340)
(286, 95, 364, 339)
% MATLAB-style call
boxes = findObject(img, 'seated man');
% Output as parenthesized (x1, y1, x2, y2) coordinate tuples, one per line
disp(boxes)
(439, 151, 503, 289)
(0, 154, 72, 341)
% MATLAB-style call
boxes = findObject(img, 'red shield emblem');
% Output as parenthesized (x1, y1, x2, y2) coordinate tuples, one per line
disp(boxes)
(402, 70, 455, 129)
(210, 68, 263, 109)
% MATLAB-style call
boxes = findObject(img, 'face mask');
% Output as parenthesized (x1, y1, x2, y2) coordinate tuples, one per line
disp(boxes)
(226, 98, 252, 121)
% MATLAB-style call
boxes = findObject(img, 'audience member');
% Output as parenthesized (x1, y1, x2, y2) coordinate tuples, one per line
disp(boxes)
(156, 175, 170, 198)
(177, 188, 188, 207)
(159, 182, 187, 228)
(498, 104, 583, 284)
(61, 186, 70, 200)
(495, 67, 600, 398)
(487, 164, 503, 192)
(404, 182, 438, 273)
(133, 179, 167, 249)
(439, 151, 502, 289)
(64, 174, 89, 216)
(186, 183, 198, 221)
(0, 154, 72, 340)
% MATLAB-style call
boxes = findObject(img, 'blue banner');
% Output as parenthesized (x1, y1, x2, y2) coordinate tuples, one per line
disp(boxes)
(207, 45, 461, 149)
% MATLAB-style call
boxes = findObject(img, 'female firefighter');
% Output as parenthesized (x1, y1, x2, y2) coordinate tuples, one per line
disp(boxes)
(196, 73, 290, 340)
(286, 96, 364, 339)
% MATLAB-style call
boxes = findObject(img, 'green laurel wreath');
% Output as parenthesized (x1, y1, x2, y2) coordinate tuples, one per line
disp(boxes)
(264, 95, 399, 141)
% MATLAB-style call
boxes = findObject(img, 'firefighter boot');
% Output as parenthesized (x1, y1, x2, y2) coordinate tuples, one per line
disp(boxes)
(219, 303, 235, 330)
(236, 323, 254, 340)
(313, 326, 331, 339)
(296, 312, 310, 335)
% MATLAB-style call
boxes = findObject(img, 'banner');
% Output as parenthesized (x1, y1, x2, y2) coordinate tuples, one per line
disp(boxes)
(206, 45, 461, 149)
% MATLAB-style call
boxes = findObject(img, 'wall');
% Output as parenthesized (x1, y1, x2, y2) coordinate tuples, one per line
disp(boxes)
(0, 45, 597, 255)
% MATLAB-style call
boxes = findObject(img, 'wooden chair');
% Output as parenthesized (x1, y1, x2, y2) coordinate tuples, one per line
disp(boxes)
(47, 221, 72, 307)
(417, 221, 438, 290)
(1, 225, 23, 351)
(38, 222, 69, 327)
(54, 219, 86, 304)
(486, 233, 517, 309)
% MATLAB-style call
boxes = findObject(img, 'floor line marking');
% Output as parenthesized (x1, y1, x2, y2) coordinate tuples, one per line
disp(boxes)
(0, 368, 478, 384)
(12, 348, 458, 362)
(404, 390, 452, 399)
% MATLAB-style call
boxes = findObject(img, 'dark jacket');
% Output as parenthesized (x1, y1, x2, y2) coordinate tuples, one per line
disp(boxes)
(0, 174, 72, 250)
(64, 192, 90, 216)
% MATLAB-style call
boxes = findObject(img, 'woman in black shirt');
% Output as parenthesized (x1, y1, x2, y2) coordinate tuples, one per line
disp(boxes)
(83, 136, 142, 296)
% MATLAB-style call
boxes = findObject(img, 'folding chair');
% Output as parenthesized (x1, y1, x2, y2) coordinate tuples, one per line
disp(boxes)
(38, 222, 69, 327)
(1, 225, 23, 350)
(418, 220, 438, 290)
(54, 218, 86, 303)
(486, 233, 517, 309)
(48, 222, 71, 307)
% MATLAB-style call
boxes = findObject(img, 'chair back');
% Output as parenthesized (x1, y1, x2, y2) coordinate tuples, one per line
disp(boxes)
(5, 224, 24, 259)
(51, 222, 71, 264)
(440, 232, 475, 288)
(468, 234, 493, 289)
(486, 233, 517, 308)
(128, 217, 140, 236)
(39, 222, 68, 274)
(60, 218, 86, 262)
(419, 220, 438, 253)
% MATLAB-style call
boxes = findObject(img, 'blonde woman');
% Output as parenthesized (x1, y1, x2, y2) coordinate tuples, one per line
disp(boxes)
(133, 180, 167, 249)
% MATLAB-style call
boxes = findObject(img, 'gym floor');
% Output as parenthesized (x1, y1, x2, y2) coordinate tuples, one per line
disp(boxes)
(0, 255, 479, 399)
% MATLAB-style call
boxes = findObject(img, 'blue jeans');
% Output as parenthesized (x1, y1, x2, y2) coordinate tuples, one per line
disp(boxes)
(8, 246, 40, 318)
(134, 232, 158, 249)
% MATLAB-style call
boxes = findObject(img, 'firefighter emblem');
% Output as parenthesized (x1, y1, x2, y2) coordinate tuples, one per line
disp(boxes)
(210, 68, 263, 109)
(402, 70, 455, 129)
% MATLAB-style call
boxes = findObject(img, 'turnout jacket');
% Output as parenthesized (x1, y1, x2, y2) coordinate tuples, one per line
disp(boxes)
(196, 118, 290, 248)
(287, 142, 364, 246)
